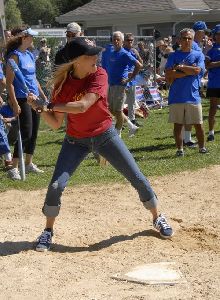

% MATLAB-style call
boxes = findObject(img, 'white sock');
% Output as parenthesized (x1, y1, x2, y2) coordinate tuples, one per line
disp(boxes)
(184, 131, 191, 143)
(209, 130, 214, 136)
(127, 119, 137, 130)
(4, 152, 12, 161)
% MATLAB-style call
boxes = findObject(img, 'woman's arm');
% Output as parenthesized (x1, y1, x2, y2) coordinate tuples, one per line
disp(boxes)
(28, 92, 100, 129)
(49, 92, 100, 114)
(37, 80, 48, 101)
(6, 55, 21, 116)
(41, 111, 65, 130)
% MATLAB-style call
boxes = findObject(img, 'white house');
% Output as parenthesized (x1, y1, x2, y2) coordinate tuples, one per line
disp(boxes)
(56, 0, 220, 37)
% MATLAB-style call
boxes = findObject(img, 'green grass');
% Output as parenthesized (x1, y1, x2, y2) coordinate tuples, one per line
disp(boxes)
(0, 99, 219, 191)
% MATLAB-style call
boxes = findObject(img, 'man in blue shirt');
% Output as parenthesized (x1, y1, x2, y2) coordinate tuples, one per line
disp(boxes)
(102, 31, 142, 137)
(183, 21, 207, 148)
(206, 24, 220, 142)
(123, 33, 143, 127)
(165, 28, 207, 156)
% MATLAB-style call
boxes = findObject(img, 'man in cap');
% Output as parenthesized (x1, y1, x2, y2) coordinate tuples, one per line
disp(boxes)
(54, 22, 82, 66)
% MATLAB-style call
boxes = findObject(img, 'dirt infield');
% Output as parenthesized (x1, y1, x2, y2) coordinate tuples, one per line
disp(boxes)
(0, 166, 219, 300)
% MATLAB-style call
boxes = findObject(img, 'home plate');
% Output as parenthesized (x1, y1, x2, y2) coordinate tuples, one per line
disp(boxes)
(112, 262, 185, 285)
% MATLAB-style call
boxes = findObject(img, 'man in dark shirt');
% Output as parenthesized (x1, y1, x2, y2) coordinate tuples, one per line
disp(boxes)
(54, 22, 82, 66)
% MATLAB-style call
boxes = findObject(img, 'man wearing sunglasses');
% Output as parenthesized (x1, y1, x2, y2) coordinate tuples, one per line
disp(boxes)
(123, 33, 143, 127)
(165, 28, 207, 157)
(54, 22, 83, 66)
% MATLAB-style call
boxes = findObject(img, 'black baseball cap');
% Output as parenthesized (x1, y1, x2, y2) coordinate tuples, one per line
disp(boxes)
(66, 37, 102, 60)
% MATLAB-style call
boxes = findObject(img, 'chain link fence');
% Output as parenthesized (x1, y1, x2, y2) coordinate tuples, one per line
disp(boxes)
(34, 35, 157, 93)
(34, 36, 168, 108)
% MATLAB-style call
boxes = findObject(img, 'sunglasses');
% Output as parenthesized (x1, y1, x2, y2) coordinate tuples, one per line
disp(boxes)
(126, 39, 134, 42)
(66, 32, 77, 38)
(181, 37, 193, 41)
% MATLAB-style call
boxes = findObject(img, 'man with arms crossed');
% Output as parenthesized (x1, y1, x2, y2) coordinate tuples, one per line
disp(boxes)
(165, 28, 207, 156)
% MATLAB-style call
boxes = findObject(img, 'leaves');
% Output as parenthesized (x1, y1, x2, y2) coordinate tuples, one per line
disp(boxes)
(5, 0, 23, 29)
(5, 0, 92, 28)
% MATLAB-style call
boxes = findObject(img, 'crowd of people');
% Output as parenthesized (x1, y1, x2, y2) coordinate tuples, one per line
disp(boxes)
(0, 19, 219, 251)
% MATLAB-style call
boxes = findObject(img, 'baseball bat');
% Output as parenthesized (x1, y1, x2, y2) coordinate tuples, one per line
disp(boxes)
(17, 116, 26, 181)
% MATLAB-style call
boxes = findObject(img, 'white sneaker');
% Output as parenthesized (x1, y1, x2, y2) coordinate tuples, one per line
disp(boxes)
(128, 125, 139, 137)
(25, 163, 44, 174)
(7, 168, 21, 180)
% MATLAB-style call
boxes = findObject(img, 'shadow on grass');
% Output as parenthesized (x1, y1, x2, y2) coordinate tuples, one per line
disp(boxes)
(0, 229, 160, 256)
(130, 143, 174, 153)
(154, 135, 173, 141)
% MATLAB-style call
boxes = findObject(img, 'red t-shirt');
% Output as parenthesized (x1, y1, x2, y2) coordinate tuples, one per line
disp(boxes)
(52, 67, 112, 138)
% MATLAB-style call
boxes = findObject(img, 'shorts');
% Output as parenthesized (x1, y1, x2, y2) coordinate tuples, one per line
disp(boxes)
(168, 103, 203, 124)
(206, 88, 220, 98)
(108, 85, 126, 112)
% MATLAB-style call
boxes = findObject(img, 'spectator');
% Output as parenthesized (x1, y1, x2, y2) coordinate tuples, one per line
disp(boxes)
(165, 28, 207, 156)
(54, 22, 82, 66)
(5, 26, 47, 180)
(37, 38, 51, 64)
(102, 31, 142, 137)
(0, 98, 14, 170)
(36, 38, 51, 97)
(123, 33, 143, 127)
(159, 46, 174, 75)
(182, 21, 208, 148)
(156, 40, 167, 73)
(172, 35, 180, 51)
(101, 39, 113, 72)
(206, 24, 220, 142)
(137, 41, 149, 69)
(27, 37, 173, 251)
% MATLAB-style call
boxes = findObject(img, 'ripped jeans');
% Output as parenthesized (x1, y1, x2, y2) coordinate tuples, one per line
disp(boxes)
(43, 126, 158, 217)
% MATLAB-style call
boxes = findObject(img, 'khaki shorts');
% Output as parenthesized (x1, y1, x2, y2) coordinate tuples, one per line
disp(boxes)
(108, 85, 126, 112)
(169, 103, 203, 124)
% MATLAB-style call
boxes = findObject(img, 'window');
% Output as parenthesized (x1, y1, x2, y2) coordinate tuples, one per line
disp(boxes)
(140, 27, 154, 36)
(97, 29, 110, 36)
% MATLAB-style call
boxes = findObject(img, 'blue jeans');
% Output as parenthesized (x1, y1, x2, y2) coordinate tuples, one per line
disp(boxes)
(43, 126, 158, 217)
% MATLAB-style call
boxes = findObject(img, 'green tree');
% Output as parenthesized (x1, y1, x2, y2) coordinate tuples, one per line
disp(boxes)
(17, 0, 59, 26)
(5, 0, 23, 29)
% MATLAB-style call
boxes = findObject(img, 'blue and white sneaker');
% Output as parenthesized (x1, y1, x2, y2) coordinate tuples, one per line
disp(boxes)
(36, 230, 53, 252)
(153, 214, 173, 239)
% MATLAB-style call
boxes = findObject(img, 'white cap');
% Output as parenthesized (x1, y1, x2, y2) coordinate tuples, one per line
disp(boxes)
(66, 22, 81, 33)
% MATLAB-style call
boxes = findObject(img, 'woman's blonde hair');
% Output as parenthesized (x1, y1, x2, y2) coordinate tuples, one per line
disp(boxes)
(48, 60, 76, 99)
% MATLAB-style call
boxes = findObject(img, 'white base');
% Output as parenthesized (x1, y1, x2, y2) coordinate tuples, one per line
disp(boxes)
(112, 262, 185, 285)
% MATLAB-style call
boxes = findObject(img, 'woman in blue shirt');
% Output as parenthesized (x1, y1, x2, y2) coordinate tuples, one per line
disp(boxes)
(206, 25, 220, 142)
(6, 26, 47, 180)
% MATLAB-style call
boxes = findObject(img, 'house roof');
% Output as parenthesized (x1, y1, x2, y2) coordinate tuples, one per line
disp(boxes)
(57, 0, 220, 19)
(204, 0, 220, 9)
(59, 0, 176, 18)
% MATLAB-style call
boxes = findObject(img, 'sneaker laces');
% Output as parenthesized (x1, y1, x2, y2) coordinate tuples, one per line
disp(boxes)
(154, 215, 171, 230)
(38, 231, 51, 244)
